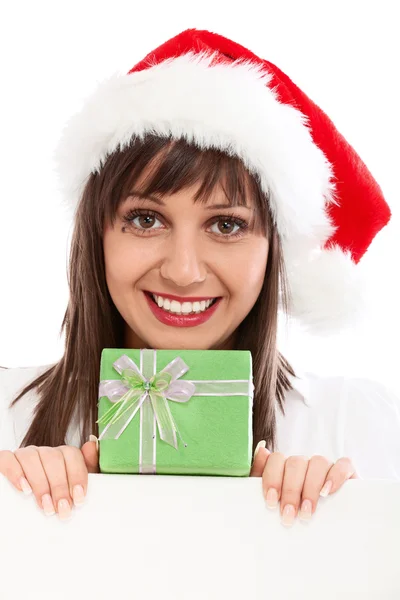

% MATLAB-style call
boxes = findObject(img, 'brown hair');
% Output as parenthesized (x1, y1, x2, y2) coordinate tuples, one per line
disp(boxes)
(9, 134, 299, 454)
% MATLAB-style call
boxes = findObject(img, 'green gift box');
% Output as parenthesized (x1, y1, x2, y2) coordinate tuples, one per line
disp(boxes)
(97, 348, 254, 476)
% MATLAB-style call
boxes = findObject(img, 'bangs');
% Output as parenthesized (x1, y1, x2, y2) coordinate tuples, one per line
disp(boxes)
(104, 134, 270, 236)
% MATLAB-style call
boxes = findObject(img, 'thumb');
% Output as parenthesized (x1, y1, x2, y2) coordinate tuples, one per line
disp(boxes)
(250, 440, 270, 477)
(81, 435, 100, 473)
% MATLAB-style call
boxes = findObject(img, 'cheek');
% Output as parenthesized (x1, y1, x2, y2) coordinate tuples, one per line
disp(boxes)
(247, 258, 268, 290)
(229, 241, 269, 294)
(103, 232, 148, 283)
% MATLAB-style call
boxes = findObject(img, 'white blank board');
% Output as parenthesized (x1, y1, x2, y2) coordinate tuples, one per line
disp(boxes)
(0, 475, 399, 599)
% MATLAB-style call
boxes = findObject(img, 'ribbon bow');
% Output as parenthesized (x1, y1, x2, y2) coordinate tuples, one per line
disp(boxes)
(97, 354, 196, 449)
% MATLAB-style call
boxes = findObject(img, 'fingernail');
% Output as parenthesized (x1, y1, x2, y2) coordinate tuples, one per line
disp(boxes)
(281, 504, 296, 527)
(299, 499, 312, 521)
(19, 477, 32, 495)
(253, 440, 266, 460)
(41, 494, 55, 516)
(265, 487, 278, 509)
(73, 484, 85, 507)
(320, 480, 333, 497)
(58, 499, 72, 521)
(89, 434, 99, 451)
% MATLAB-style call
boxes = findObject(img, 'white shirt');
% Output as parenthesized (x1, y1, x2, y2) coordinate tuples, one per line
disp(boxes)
(1, 364, 400, 481)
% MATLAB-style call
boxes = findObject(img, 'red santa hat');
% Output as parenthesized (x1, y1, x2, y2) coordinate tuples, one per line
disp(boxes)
(54, 28, 391, 334)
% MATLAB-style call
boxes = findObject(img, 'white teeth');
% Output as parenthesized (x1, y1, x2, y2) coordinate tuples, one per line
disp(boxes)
(192, 301, 201, 313)
(170, 300, 182, 314)
(181, 302, 192, 314)
(151, 293, 217, 315)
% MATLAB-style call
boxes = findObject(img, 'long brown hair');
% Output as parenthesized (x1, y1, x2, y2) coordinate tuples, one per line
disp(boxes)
(9, 134, 298, 453)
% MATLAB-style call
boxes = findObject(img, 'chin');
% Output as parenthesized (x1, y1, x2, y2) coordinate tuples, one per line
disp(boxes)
(157, 340, 210, 351)
(143, 333, 217, 351)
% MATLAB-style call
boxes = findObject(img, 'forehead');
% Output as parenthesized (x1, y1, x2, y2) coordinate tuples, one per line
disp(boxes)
(120, 147, 257, 210)
(121, 183, 255, 211)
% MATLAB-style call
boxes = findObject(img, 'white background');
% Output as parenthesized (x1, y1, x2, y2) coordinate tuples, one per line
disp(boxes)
(0, 0, 399, 391)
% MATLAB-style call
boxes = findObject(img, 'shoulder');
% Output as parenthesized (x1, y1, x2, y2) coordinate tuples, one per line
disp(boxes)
(277, 371, 350, 461)
(285, 370, 400, 416)
(342, 375, 400, 407)
(280, 371, 400, 481)
(0, 363, 54, 451)
(0, 363, 53, 400)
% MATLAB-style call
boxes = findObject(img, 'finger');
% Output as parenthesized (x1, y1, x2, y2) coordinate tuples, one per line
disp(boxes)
(250, 441, 270, 477)
(81, 440, 100, 474)
(321, 457, 357, 496)
(261, 452, 286, 508)
(280, 455, 309, 525)
(0, 450, 32, 494)
(59, 445, 91, 506)
(14, 446, 54, 513)
(37, 446, 75, 519)
(299, 455, 334, 520)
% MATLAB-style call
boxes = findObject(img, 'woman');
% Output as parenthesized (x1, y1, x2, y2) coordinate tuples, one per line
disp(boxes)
(1, 28, 399, 526)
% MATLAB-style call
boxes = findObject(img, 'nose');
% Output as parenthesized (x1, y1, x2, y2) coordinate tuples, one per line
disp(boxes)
(160, 233, 207, 287)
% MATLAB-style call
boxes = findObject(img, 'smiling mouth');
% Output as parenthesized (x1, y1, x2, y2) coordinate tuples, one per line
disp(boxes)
(146, 291, 219, 315)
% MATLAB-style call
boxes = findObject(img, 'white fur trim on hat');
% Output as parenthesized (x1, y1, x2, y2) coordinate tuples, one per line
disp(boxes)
(54, 52, 336, 244)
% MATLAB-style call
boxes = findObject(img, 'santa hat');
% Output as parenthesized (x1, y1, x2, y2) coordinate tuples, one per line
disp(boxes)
(54, 28, 391, 334)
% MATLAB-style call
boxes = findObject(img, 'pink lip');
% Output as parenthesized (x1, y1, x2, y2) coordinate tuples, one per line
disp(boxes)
(145, 290, 219, 302)
(144, 291, 222, 328)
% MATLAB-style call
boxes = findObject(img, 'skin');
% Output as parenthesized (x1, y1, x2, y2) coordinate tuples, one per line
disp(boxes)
(0, 173, 357, 524)
(102, 180, 269, 351)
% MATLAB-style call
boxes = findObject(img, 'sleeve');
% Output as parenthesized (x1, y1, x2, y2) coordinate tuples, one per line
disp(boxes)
(0, 366, 43, 452)
(342, 376, 400, 481)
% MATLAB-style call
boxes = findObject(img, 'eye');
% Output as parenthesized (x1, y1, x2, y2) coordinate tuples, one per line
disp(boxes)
(208, 218, 241, 236)
(210, 215, 249, 240)
(122, 209, 164, 233)
(121, 209, 249, 239)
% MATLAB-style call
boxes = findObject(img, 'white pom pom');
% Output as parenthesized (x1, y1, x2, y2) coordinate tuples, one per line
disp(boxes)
(284, 245, 367, 335)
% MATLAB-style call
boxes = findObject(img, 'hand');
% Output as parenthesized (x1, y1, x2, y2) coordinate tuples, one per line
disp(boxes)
(250, 442, 358, 526)
(0, 438, 99, 521)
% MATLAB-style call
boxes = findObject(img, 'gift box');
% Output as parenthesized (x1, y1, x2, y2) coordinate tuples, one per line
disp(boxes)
(97, 348, 254, 476)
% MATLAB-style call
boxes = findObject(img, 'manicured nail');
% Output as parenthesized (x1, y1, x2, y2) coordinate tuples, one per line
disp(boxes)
(320, 480, 333, 497)
(281, 504, 296, 527)
(89, 434, 99, 451)
(253, 440, 266, 460)
(58, 499, 72, 521)
(299, 499, 312, 521)
(41, 494, 55, 516)
(265, 487, 278, 509)
(19, 477, 32, 495)
(73, 485, 85, 507)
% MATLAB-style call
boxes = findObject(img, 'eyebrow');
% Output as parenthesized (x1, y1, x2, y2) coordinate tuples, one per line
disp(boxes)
(126, 190, 251, 210)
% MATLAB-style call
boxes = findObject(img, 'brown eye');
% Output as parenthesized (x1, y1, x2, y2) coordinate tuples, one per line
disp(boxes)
(137, 215, 156, 229)
(208, 214, 249, 239)
(209, 218, 242, 236)
(217, 220, 236, 234)
(122, 209, 163, 232)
